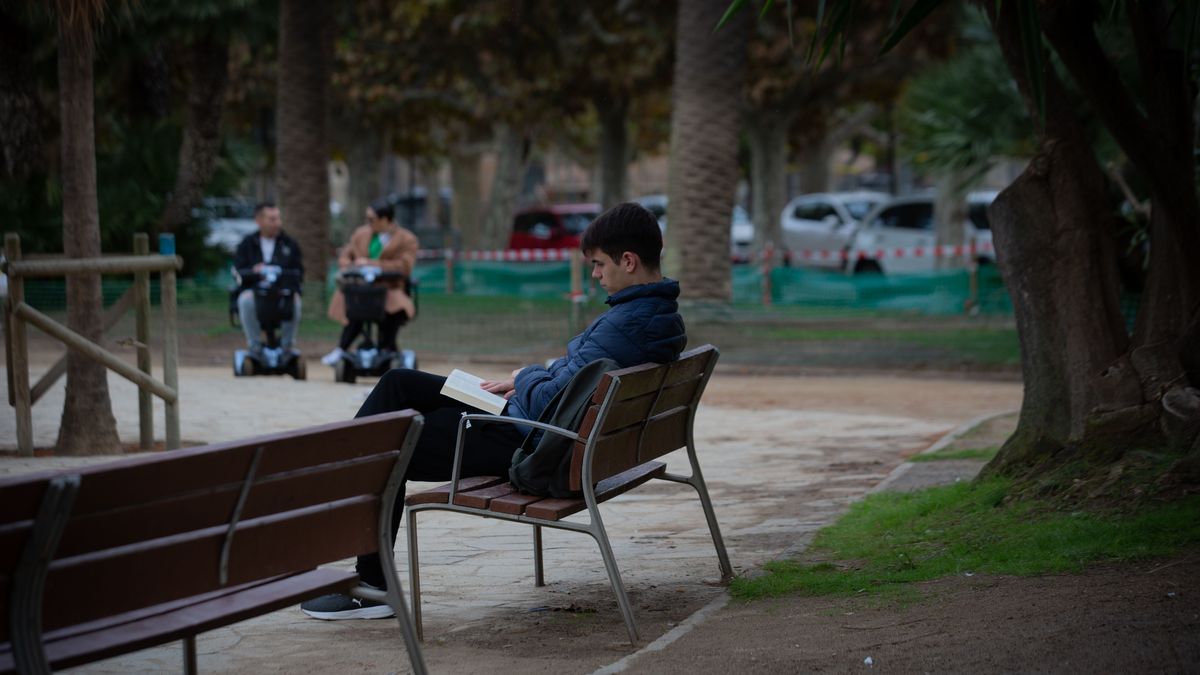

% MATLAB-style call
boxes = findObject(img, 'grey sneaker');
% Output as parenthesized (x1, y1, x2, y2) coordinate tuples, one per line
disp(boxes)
(300, 585, 394, 620)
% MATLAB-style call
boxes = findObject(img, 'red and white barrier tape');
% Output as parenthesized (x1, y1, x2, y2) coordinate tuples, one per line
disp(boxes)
(416, 248, 575, 261)
(784, 242, 994, 262)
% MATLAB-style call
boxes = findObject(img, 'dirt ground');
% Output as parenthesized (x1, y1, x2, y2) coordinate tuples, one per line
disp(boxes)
(6, 343, 1198, 673)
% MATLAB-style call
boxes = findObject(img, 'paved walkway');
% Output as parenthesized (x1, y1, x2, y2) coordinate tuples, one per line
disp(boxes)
(0, 362, 1020, 673)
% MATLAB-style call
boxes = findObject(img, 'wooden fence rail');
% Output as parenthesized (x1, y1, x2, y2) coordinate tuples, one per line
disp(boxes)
(2, 233, 181, 456)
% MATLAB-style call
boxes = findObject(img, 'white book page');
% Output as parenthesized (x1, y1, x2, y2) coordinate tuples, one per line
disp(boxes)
(440, 369, 507, 415)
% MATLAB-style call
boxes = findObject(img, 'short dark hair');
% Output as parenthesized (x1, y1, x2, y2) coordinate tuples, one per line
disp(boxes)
(580, 202, 663, 270)
(254, 201, 276, 216)
(369, 197, 395, 222)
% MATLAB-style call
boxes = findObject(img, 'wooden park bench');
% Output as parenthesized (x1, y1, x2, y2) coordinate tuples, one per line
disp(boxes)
(405, 344, 733, 645)
(0, 410, 427, 675)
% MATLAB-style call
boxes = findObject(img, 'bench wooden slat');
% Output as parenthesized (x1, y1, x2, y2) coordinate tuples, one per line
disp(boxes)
(38, 496, 380, 633)
(404, 475, 506, 506)
(0, 568, 358, 673)
(569, 407, 690, 492)
(592, 362, 664, 404)
(452, 482, 520, 509)
(523, 461, 666, 520)
(487, 492, 543, 515)
(584, 377, 702, 438)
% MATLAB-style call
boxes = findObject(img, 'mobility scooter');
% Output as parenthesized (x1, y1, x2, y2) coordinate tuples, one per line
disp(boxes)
(230, 264, 307, 379)
(330, 265, 417, 384)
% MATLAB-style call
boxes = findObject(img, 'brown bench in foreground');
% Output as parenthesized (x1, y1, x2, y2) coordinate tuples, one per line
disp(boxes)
(405, 344, 733, 644)
(0, 410, 427, 675)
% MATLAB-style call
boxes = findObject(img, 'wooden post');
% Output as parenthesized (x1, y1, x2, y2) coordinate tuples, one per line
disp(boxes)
(134, 234, 153, 449)
(443, 248, 455, 295)
(161, 265, 180, 450)
(569, 248, 583, 333)
(5, 234, 33, 455)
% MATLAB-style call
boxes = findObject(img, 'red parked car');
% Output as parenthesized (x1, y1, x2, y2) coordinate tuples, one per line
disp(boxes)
(507, 203, 600, 250)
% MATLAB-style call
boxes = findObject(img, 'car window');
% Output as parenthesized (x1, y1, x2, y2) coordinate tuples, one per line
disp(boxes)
(514, 212, 556, 234)
(878, 203, 933, 231)
(793, 202, 836, 221)
(561, 212, 598, 235)
(844, 200, 881, 220)
(968, 203, 990, 230)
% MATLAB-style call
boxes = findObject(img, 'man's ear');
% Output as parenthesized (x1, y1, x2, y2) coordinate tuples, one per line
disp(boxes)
(621, 251, 640, 272)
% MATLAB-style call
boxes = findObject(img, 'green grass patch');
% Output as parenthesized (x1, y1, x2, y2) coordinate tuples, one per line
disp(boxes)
(731, 478, 1200, 601)
(908, 446, 999, 462)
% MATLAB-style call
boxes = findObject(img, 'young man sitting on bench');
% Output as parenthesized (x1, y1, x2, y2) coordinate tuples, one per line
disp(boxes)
(301, 201, 688, 620)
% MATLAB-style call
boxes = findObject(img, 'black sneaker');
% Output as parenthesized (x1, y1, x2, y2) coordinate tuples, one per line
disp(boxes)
(300, 586, 395, 620)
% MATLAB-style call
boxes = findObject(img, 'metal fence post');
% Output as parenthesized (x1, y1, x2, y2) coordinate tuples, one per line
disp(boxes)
(5, 234, 33, 455)
(134, 234, 153, 449)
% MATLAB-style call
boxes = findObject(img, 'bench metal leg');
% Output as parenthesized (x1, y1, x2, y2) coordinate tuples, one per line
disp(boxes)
(406, 508, 424, 642)
(684, 444, 733, 581)
(587, 516, 639, 645)
(533, 525, 545, 587)
(183, 636, 197, 675)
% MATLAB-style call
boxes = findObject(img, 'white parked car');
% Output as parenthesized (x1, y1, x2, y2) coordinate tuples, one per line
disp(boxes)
(634, 194, 755, 262)
(846, 191, 997, 274)
(193, 198, 258, 255)
(779, 191, 889, 269)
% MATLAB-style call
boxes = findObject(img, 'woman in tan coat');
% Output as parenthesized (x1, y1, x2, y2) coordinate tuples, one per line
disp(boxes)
(321, 198, 419, 365)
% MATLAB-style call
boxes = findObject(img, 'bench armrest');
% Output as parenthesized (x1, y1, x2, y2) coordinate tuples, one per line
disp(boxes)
(446, 414, 579, 501)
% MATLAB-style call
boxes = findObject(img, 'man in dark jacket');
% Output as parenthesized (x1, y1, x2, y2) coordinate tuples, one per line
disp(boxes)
(233, 202, 304, 354)
(301, 201, 686, 620)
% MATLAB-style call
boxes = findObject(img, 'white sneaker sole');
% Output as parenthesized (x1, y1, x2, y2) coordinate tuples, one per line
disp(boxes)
(301, 605, 395, 620)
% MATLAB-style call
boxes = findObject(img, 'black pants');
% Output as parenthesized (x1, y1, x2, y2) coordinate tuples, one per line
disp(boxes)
(339, 311, 408, 352)
(354, 368, 523, 588)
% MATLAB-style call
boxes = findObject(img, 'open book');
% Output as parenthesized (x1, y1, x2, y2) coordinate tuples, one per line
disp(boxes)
(439, 369, 508, 415)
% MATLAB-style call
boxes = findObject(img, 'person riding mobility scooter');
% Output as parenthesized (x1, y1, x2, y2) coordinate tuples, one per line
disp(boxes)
(229, 202, 306, 380)
(328, 265, 417, 383)
(323, 198, 420, 383)
(231, 264, 307, 379)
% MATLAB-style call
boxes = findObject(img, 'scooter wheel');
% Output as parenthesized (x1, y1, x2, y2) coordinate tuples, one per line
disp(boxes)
(240, 358, 256, 376)
(292, 357, 307, 381)
(335, 359, 356, 384)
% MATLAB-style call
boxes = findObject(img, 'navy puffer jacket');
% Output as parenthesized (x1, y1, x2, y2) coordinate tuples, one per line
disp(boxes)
(507, 278, 687, 421)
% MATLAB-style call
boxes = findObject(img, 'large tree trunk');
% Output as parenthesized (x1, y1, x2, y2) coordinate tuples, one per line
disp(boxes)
(277, 0, 332, 283)
(450, 143, 484, 250)
(746, 110, 788, 259)
(932, 170, 969, 271)
(157, 29, 230, 235)
(665, 0, 748, 301)
(55, 12, 120, 455)
(595, 94, 629, 211)
(982, 1, 1152, 478)
(480, 123, 526, 250)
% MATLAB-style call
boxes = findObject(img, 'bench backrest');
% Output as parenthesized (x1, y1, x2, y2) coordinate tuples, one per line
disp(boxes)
(0, 410, 421, 640)
(569, 345, 718, 491)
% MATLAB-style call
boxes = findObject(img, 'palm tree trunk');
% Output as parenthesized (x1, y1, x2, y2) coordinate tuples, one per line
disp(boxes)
(665, 0, 748, 301)
(746, 110, 788, 259)
(596, 94, 630, 210)
(277, 0, 332, 283)
(157, 28, 230, 235)
(56, 9, 120, 455)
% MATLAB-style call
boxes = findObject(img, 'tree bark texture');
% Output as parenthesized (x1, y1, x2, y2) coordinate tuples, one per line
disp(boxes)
(665, 0, 748, 301)
(596, 95, 630, 211)
(746, 110, 788, 257)
(56, 13, 121, 455)
(277, 0, 332, 283)
(481, 123, 526, 250)
(450, 144, 484, 250)
(982, 0, 1164, 477)
(157, 29, 230, 235)
(932, 170, 968, 271)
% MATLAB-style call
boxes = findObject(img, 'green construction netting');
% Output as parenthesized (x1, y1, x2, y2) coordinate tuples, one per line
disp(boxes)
(16, 260, 1016, 316)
